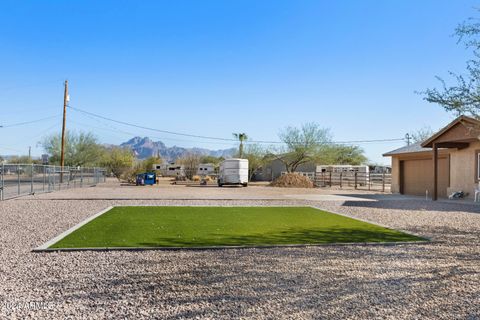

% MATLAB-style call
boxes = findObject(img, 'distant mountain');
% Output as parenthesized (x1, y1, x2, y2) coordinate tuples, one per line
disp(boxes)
(119, 137, 236, 161)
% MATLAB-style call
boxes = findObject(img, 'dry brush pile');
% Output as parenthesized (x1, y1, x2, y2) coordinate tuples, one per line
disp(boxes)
(270, 173, 314, 188)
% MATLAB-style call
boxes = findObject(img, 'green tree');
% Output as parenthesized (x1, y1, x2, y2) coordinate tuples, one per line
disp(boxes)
(141, 156, 162, 172)
(233, 133, 248, 158)
(319, 145, 367, 165)
(422, 11, 480, 116)
(42, 131, 104, 167)
(273, 123, 331, 173)
(101, 147, 135, 180)
(199, 155, 224, 166)
(6, 155, 41, 164)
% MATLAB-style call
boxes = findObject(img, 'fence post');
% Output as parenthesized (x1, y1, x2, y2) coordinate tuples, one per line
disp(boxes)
(354, 172, 358, 190)
(31, 164, 34, 194)
(368, 172, 371, 191)
(339, 172, 343, 188)
(17, 165, 20, 195)
(382, 172, 385, 192)
(329, 172, 332, 187)
(43, 166, 46, 192)
(80, 167, 83, 187)
(1, 163, 4, 201)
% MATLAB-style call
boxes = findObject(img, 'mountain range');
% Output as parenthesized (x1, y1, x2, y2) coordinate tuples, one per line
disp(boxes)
(119, 137, 236, 161)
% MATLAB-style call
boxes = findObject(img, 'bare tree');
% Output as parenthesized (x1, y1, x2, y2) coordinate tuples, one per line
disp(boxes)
(422, 9, 480, 117)
(177, 153, 201, 180)
(410, 127, 434, 143)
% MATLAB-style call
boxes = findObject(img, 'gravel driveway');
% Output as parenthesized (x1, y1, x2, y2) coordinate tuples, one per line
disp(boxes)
(0, 184, 479, 319)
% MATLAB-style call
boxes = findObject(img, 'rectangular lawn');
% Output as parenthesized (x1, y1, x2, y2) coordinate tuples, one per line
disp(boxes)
(49, 206, 425, 249)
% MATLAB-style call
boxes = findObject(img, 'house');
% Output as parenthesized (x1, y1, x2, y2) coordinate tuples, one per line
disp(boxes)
(259, 159, 317, 181)
(196, 163, 215, 176)
(384, 115, 480, 200)
(153, 163, 186, 177)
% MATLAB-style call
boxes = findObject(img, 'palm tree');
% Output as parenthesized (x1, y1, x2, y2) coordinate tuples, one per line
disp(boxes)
(233, 133, 248, 158)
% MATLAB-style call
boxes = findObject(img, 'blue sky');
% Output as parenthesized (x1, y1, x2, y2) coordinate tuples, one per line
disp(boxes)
(0, 0, 478, 164)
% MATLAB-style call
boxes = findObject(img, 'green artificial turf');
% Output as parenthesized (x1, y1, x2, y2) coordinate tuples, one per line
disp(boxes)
(49, 206, 425, 248)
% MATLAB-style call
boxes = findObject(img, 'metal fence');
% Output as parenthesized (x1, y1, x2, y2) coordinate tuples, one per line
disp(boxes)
(0, 164, 107, 200)
(314, 171, 392, 192)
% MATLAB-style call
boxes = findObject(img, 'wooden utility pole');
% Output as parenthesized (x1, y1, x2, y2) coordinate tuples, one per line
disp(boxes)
(60, 80, 68, 183)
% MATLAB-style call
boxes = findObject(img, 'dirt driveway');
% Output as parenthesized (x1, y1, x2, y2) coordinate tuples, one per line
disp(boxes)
(1, 181, 479, 319)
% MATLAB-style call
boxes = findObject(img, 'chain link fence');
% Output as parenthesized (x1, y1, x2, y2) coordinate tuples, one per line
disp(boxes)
(0, 164, 107, 200)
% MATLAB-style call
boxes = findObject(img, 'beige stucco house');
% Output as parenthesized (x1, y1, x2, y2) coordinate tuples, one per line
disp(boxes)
(384, 115, 480, 200)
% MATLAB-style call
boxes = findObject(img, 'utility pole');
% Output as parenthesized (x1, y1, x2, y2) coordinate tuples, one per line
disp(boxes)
(60, 80, 68, 183)
(28, 146, 31, 160)
(405, 133, 411, 146)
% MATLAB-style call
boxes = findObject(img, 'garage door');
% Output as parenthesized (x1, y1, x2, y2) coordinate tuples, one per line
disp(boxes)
(401, 157, 449, 198)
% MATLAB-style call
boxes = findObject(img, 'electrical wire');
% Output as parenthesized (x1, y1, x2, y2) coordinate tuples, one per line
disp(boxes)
(0, 115, 60, 128)
(68, 105, 406, 145)
(0, 144, 24, 153)
(68, 106, 237, 142)
(69, 118, 238, 146)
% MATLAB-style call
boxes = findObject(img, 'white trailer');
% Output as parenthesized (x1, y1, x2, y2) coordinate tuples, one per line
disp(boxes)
(218, 158, 249, 187)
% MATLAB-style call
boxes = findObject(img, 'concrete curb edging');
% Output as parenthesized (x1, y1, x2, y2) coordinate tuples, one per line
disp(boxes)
(33, 205, 431, 252)
(32, 240, 434, 252)
(33, 206, 114, 251)
(308, 205, 432, 242)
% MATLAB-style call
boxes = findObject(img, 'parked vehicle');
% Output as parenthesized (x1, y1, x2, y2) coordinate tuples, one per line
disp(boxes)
(218, 158, 248, 187)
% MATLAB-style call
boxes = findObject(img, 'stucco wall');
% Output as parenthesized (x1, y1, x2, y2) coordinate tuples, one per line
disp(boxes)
(390, 156, 400, 193)
(448, 140, 480, 197)
(388, 141, 480, 198)
(388, 150, 449, 196)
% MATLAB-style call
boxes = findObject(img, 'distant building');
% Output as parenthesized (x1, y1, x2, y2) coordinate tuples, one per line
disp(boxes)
(196, 163, 215, 176)
(153, 163, 185, 177)
(256, 158, 316, 181)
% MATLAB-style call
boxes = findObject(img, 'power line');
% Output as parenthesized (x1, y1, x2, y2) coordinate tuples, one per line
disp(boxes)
(70, 119, 237, 146)
(0, 144, 24, 153)
(0, 115, 60, 128)
(68, 106, 237, 142)
(68, 105, 406, 145)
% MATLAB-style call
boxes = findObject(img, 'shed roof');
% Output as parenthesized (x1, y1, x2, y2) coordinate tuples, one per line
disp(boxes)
(382, 142, 430, 156)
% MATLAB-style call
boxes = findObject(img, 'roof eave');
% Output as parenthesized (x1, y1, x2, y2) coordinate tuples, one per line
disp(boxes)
(421, 115, 480, 148)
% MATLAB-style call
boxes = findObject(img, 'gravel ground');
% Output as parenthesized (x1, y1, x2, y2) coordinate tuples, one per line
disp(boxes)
(1, 184, 479, 319)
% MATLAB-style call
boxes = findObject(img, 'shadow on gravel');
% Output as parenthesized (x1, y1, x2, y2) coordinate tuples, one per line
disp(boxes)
(341, 198, 480, 214)
(41, 245, 480, 319)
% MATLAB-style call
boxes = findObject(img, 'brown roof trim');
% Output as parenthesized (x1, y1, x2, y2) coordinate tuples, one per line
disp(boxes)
(421, 115, 480, 148)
